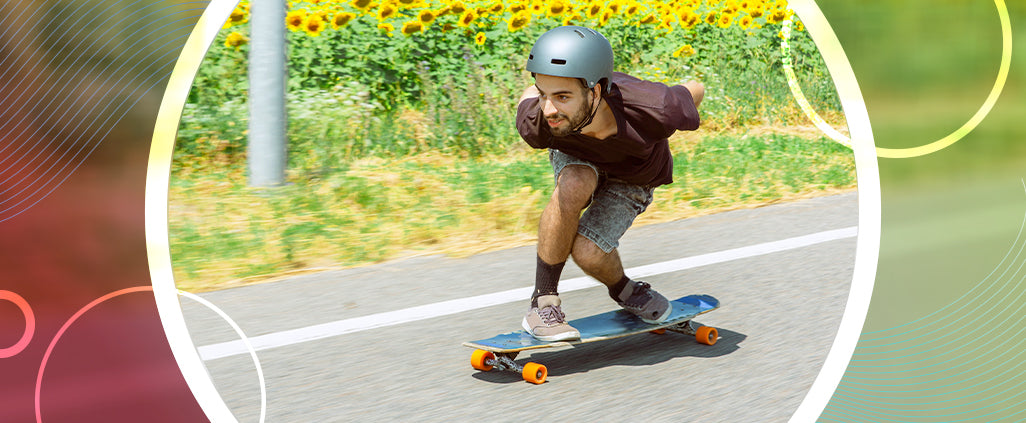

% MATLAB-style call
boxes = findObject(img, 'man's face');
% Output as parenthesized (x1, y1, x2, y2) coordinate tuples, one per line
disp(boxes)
(534, 74, 595, 137)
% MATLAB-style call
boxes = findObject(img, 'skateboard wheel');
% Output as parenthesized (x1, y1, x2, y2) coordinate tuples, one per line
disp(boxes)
(650, 328, 667, 335)
(695, 326, 718, 346)
(471, 349, 495, 371)
(522, 362, 547, 384)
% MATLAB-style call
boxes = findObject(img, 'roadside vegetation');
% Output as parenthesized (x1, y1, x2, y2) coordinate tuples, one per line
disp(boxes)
(170, 0, 853, 291)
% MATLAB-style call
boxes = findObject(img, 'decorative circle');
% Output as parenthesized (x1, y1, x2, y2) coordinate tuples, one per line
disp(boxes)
(0, 290, 35, 358)
(35, 286, 151, 423)
(780, 11, 851, 149)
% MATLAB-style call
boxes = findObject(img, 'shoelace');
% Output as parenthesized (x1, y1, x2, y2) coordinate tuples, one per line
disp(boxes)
(538, 305, 567, 325)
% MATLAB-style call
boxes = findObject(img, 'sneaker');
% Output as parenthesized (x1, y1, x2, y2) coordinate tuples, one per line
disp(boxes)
(614, 280, 672, 324)
(522, 295, 581, 341)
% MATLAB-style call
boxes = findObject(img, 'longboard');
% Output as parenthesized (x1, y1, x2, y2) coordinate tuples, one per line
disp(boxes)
(463, 294, 720, 384)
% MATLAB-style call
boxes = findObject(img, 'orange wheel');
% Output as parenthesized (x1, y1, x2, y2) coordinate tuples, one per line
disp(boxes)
(471, 350, 495, 371)
(650, 328, 667, 335)
(522, 362, 547, 384)
(695, 326, 718, 346)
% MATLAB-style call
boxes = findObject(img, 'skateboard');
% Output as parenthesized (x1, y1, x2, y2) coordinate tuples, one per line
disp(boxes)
(463, 294, 720, 384)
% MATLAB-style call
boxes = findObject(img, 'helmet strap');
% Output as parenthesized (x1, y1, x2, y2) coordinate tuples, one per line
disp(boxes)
(570, 87, 603, 135)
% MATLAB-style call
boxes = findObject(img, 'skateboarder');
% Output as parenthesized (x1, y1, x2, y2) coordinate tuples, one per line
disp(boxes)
(517, 26, 704, 341)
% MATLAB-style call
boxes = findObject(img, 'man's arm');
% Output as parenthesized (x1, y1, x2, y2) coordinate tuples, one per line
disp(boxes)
(519, 85, 540, 106)
(681, 81, 704, 109)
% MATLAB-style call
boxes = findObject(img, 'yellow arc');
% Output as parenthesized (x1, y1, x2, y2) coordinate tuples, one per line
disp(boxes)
(874, 0, 1012, 159)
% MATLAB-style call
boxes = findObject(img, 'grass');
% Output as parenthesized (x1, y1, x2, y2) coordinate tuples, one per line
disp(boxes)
(169, 124, 855, 292)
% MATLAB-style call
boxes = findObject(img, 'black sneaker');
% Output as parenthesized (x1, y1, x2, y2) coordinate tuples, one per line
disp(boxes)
(614, 280, 671, 324)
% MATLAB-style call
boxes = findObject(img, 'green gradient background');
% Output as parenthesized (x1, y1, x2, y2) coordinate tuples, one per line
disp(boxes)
(817, 1, 1026, 421)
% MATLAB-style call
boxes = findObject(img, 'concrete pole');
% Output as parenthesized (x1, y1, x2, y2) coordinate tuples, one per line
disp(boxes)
(247, 0, 287, 187)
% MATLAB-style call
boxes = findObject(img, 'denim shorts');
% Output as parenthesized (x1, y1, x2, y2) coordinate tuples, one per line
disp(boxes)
(550, 149, 655, 253)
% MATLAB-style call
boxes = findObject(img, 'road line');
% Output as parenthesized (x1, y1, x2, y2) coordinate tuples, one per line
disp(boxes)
(198, 226, 857, 360)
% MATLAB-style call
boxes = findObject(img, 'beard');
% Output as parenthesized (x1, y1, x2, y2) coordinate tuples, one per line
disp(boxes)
(545, 97, 593, 137)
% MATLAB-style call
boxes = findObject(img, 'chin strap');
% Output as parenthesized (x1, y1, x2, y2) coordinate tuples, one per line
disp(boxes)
(569, 92, 603, 135)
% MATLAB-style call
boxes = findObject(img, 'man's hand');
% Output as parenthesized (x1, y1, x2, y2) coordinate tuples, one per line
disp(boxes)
(682, 81, 704, 109)
(519, 85, 540, 106)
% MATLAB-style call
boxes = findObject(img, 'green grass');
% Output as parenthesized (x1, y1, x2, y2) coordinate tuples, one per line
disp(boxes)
(169, 128, 855, 292)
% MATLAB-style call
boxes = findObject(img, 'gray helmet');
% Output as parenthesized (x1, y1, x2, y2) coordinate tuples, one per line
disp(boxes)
(526, 26, 613, 93)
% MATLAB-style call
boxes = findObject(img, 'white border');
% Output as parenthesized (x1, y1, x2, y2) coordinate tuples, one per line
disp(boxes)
(145, 0, 242, 422)
(787, 1, 881, 421)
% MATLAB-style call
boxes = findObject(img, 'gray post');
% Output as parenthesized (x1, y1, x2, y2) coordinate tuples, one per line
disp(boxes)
(248, 0, 287, 187)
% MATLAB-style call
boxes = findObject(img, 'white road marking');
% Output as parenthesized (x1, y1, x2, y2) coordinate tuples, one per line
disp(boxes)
(198, 226, 857, 360)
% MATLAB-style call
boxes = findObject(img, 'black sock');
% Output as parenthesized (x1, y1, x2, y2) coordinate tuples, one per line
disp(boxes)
(532, 255, 565, 307)
(608, 275, 631, 302)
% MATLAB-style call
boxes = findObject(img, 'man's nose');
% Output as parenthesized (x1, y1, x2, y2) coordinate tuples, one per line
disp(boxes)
(541, 98, 557, 116)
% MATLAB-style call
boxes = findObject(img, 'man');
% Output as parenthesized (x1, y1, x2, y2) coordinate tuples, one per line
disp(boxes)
(516, 26, 704, 341)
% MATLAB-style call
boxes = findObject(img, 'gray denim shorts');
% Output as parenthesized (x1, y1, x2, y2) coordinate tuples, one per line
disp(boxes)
(550, 149, 655, 253)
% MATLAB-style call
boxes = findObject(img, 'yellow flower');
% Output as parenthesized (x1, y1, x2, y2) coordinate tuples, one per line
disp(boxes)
(624, 2, 640, 17)
(704, 11, 717, 25)
(401, 20, 423, 35)
(546, 0, 569, 17)
(223, 6, 249, 29)
(449, 1, 467, 14)
(748, 5, 764, 18)
(738, 15, 753, 29)
(303, 14, 326, 36)
(418, 9, 436, 24)
(599, 9, 614, 26)
(509, 3, 528, 14)
(474, 32, 486, 45)
(766, 9, 786, 24)
(286, 9, 308, 31)
(490, 3, 504, 13)
(457, 9, 477, 27)
(586, 2, 602, 18)
(351, 0, 374, 12)
(562, 12, 582, 26)
(795, 20, 804, 31)
(224, 31, 249, 49)
(639, 13, 657, 25)
(680, 11, 700, 29)
(672, 44, 696, 58)
(508, 11, 531, 32)
(717, 13, 732, 28)
(332, 12, 356, 29)
(378, 22, 395, 36)
(378, 2, 398, 20)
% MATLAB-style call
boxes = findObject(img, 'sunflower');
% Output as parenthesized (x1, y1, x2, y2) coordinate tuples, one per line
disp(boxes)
(766, 9, 786, 24)
(457, 9, 477, 27)
(738, 15, 753, 29)
(449, 1, 467, 14)
(508, 11, 531, 32)
(680, 11, 700, 29)
(224, 31, 249, 49)
(748, 6, 764, 18)
(378, 22, 395, 36)
(418, 9, 436, 24)
(223, 6, 249, 29)
(351, 0, 374, 12)
(285, 9, 308, 31)
(303, 14, 327, 36)
(332, 12, 356, 29)
(672, 44, 696, 58)
(639, 13, 658, 25)
(717, 13, 732, 28)
(401, 20, 423, 35)
(624, 2, 640, 17)
(704, 11, 717, 25)
(546, 0, 569, 17)
(599, 9, 614, 26)
(586, 1, 602, 18)
(474, 32, 486, 45)
(378, 2, 398, 20)
(488, 2, 504, 14)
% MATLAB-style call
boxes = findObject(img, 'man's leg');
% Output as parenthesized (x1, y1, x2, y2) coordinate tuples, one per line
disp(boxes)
(532, 164, 597, 301)
(522, 164, 596, 341)
(571, 181, 672, 324)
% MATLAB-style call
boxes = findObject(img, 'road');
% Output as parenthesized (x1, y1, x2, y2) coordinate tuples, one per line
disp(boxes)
(180, 191, 858, 422)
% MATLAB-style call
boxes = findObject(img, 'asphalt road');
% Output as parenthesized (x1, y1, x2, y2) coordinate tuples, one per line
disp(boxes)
(180, 191, 858, 422)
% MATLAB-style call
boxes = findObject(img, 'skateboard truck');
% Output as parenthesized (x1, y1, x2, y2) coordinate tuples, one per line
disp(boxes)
(471, 351, 548, 384)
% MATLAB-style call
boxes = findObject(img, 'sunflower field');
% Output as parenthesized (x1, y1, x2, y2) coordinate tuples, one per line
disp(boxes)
(180, 0, 835, 168)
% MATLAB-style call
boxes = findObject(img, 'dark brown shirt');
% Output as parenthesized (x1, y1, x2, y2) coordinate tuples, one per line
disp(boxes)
(516, 72, 700, 187)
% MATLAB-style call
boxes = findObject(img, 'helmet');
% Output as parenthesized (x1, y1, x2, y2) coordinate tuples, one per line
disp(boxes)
(525, 26, 613, 93)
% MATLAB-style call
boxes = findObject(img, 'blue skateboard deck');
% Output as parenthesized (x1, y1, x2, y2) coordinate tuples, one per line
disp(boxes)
(464, 294, 720, 353)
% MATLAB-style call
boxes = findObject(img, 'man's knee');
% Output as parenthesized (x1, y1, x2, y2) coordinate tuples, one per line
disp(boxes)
(554, 165, 597, 210)
(570, 234, 605, 270)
